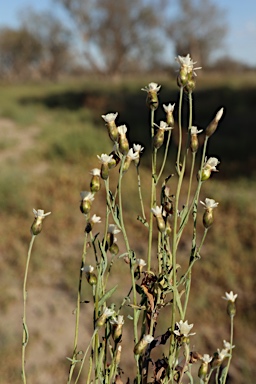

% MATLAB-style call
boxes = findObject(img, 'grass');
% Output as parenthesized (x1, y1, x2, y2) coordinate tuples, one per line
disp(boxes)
(0, 73, 255, 383)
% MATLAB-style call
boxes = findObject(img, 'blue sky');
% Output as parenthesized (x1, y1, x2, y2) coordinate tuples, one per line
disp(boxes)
(1, 0, 256, 66)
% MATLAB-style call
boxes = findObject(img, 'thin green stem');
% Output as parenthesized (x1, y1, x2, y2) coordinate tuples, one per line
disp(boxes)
(222, 315, 234, 384)
(176, 87, 183, 175)
(21, 234, 36, 384)
(118, 157, 138, 345)
(156, 129, 172, 185)
(136, 166, 146, 221)
(147, 107, 156, 271)
(74, 329, 97, 384)
(67, 232, 88, 384)
(186, 151, 196, 208)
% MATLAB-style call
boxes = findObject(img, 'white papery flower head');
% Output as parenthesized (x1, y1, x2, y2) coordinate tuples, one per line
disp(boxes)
(217, 348, 230, 361)
(110, 315, 124, 325)
(222, 291, 238, 302)
(158, 121, 173, 131)
(133, 144, 144, 153)
(215, 108, 224, 123)
(80, 191, 95, 202)
(174, 320, 196, 337)
(151, 206, 163, 217)
(97, 153, 113, 164)
(102, 112, 118, 123)
(32, 209, 51, 218)
(143, 334, 154, 343)
(103, 307, 115, 318)
(90, 168, 101, 176)
(82, 265, 94, 273)
(200, 198, 219, 209)
(127, 148, 139, 160)
(137, 258, 146, 267)
(204, 157, 220, 171)
(176, 54, 202, 76)
(91, 214, 101, 224)
(201, 354, 212, 363)
(191, 126, 203, 135)
(223, 340, 235, 351)
(117, 125, 127, 135)
(108, 224, 121, 235)
(141, 82, 161, 93)
(163, 103, 175, 113)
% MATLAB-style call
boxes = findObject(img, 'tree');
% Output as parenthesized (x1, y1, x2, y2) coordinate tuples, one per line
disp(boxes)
(20, 9, 73, 79)
(166, 0, 227, 67)
(0, 27, 42, 79)
(55, 0, 166, 75)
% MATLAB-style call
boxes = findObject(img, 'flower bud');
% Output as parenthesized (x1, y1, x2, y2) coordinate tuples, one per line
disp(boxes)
(109, 242, 119, 255)
(190, 134, 199, 153)
(110, 315, 124, 342)
(90, 168, 101, 192)
(227, 301, 236, 317)
(96, 308, 115, 328)
(184, 78, 196, 93)
(134, 335, 154, 355)
(82, 265, 97, 286)
(118, 125, 129, 155)
(203, 209, 213, 228)
(30, 209, 51, 235)
(101, 162, 109, 180)
(102, 112, 119, 142)
(205, 108, 224, 138)
(151, 206, 166, 233)
(198, 362, 208, 379)
(141, 82, 161, 111)
(153, 129, 164, 149)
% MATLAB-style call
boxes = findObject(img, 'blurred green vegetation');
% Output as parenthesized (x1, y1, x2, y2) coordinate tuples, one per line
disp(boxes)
(0, 74, 255, 383)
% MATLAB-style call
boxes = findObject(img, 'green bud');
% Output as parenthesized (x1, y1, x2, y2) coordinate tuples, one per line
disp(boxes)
(90, 175, 101, 193)
(203, 209, 213, 228)
(153, 129, 164, 149)
(101, 163, 109, 180)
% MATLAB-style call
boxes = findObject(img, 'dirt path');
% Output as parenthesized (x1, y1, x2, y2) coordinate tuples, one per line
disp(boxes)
(0, 118, 41, 163)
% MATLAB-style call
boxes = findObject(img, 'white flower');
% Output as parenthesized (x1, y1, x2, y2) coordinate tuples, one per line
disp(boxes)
(97, 153, 113, 164)
(108, 224, 121, 235)
(141, 82, 161, 93)
(90, 168, 101, 176)
(190, 126, 203, 135)
(223, 340, 235, 351)
(82, 265, 94, 273)
(163, 103, 175, 113)
(204, 157, 220, 172)
(217, 348, 230, 361)
(174, 320, 196, 337)
(133, 144, 144, 153)
(137, 258, 146, 267)
(176, 54, 202, 76)
(102, 112, 118, 123)
(127, 148, 139, 160)
(91, 214, 101, 224)
(110, 315, 124, 325)
(215, 108, 224, 123)
(201, 354, 212, 363)
(117, 125, 127, 135)
(151, 206, 163, 217)
(80, 191, 95, 202)
(156, 121, 173, 131)
(32, 209, 51, 218)
(200, 198, 219, 209)
(222, 291, 238, 302)
(143, 334, 154, 343)
(103, 307, 115, 318)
